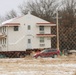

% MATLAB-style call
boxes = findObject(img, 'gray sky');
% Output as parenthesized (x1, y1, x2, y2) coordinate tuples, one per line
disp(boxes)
(0, 0, 26, 16)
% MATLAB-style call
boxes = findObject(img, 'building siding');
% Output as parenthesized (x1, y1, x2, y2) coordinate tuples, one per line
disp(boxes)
(0, 13, 55, 51)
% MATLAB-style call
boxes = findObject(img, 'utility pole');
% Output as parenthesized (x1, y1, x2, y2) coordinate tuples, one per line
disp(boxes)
(56, 11, 60, 50)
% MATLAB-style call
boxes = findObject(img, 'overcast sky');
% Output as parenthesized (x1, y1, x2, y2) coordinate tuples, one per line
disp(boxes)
(0, 0, 26, 16)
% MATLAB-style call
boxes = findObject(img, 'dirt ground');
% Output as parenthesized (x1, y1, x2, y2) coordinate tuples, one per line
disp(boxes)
(0, 55, 76, 75)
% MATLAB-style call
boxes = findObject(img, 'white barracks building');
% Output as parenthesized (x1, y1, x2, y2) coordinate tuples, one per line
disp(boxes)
(0, 12, 56, 51)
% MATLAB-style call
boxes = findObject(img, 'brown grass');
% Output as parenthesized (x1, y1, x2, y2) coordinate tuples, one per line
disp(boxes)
(0, 55, 76, 75)
(74, 72, 76, 75)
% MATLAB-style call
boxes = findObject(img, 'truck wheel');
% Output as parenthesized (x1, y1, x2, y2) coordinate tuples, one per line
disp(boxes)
(53, 55, 57, 58)
(37, 56, 41, 59)
(54, 54, 57, 58)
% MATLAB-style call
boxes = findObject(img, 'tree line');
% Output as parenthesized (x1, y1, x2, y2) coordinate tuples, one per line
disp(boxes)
(0, 0, 76, 50)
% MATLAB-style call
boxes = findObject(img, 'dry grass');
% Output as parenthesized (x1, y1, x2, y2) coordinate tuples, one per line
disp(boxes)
(0, 55, 76, 75)
(74, 72, 76, 75)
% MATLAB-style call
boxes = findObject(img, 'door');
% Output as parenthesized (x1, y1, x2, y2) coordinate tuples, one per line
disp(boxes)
(41, 50, 49, 57)
(27, 39, 32, 49)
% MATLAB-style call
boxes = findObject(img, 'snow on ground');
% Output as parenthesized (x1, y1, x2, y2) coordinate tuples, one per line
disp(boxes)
(0, 56, 76, 75)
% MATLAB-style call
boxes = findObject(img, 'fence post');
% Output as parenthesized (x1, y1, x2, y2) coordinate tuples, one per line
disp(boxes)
(56, 11, 60, 50)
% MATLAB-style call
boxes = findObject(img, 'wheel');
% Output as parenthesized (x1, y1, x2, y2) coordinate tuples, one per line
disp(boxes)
(37, 56, 41, 59)
(53, 54, 58, 58)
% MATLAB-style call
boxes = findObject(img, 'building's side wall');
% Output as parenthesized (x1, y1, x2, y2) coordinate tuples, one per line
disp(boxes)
(31, 26, 51, 49)
(0, 27, 7, 51)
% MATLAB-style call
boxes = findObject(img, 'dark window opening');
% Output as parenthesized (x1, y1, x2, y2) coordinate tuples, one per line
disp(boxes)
(14, 26, 19, 31)
(39, 26, 44, 31)
(28, 25, 31, 30)
(28, 39, 31, 44)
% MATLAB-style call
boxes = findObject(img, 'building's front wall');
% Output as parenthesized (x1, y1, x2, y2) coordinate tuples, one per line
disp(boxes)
(0, 14, 53, 51)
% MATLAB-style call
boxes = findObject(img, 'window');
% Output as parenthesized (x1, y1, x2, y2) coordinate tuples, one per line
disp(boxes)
(1, 38, 6, 45)
(40, 31, 44, 34)
(4, 38, 6, 44)
(28, 25, 31, 30)
(14, 26, 19, 31)
(1, 39, 2, 44)
(3, 27, 4, 32)
(47, 37, 51, 40)
(5, 27, 6, 32)
(39, 26, 44, 31)
(0, 40, 1, 44)
(3, 39, 4, 44)
(40, 44, 45, 47)
(40, 37, 44, 43)
(2, 27, 6, 33)
(39, 26, 44, 34)
(28, 39, 31, 44)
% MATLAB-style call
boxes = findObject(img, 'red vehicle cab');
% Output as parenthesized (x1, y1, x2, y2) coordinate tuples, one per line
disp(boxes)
(33, 49, 60, 58)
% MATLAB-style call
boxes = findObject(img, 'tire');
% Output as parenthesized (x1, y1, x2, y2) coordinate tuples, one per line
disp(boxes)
(53, 54, 58, 58)
(37, 56, 41, 59)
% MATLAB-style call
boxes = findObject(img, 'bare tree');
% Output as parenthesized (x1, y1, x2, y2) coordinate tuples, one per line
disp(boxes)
(4, 9, 18, 20)
(61, 0, 76, 27)
(0, 16, 5, 23)
(19, 0, 59, 22)
(18, 1, 28, 15)
(59, 0, 76, 50)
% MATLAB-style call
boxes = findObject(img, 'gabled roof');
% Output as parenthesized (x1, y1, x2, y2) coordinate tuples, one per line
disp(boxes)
(0, 18, 20, 27)
(0, 12, 56, 27)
